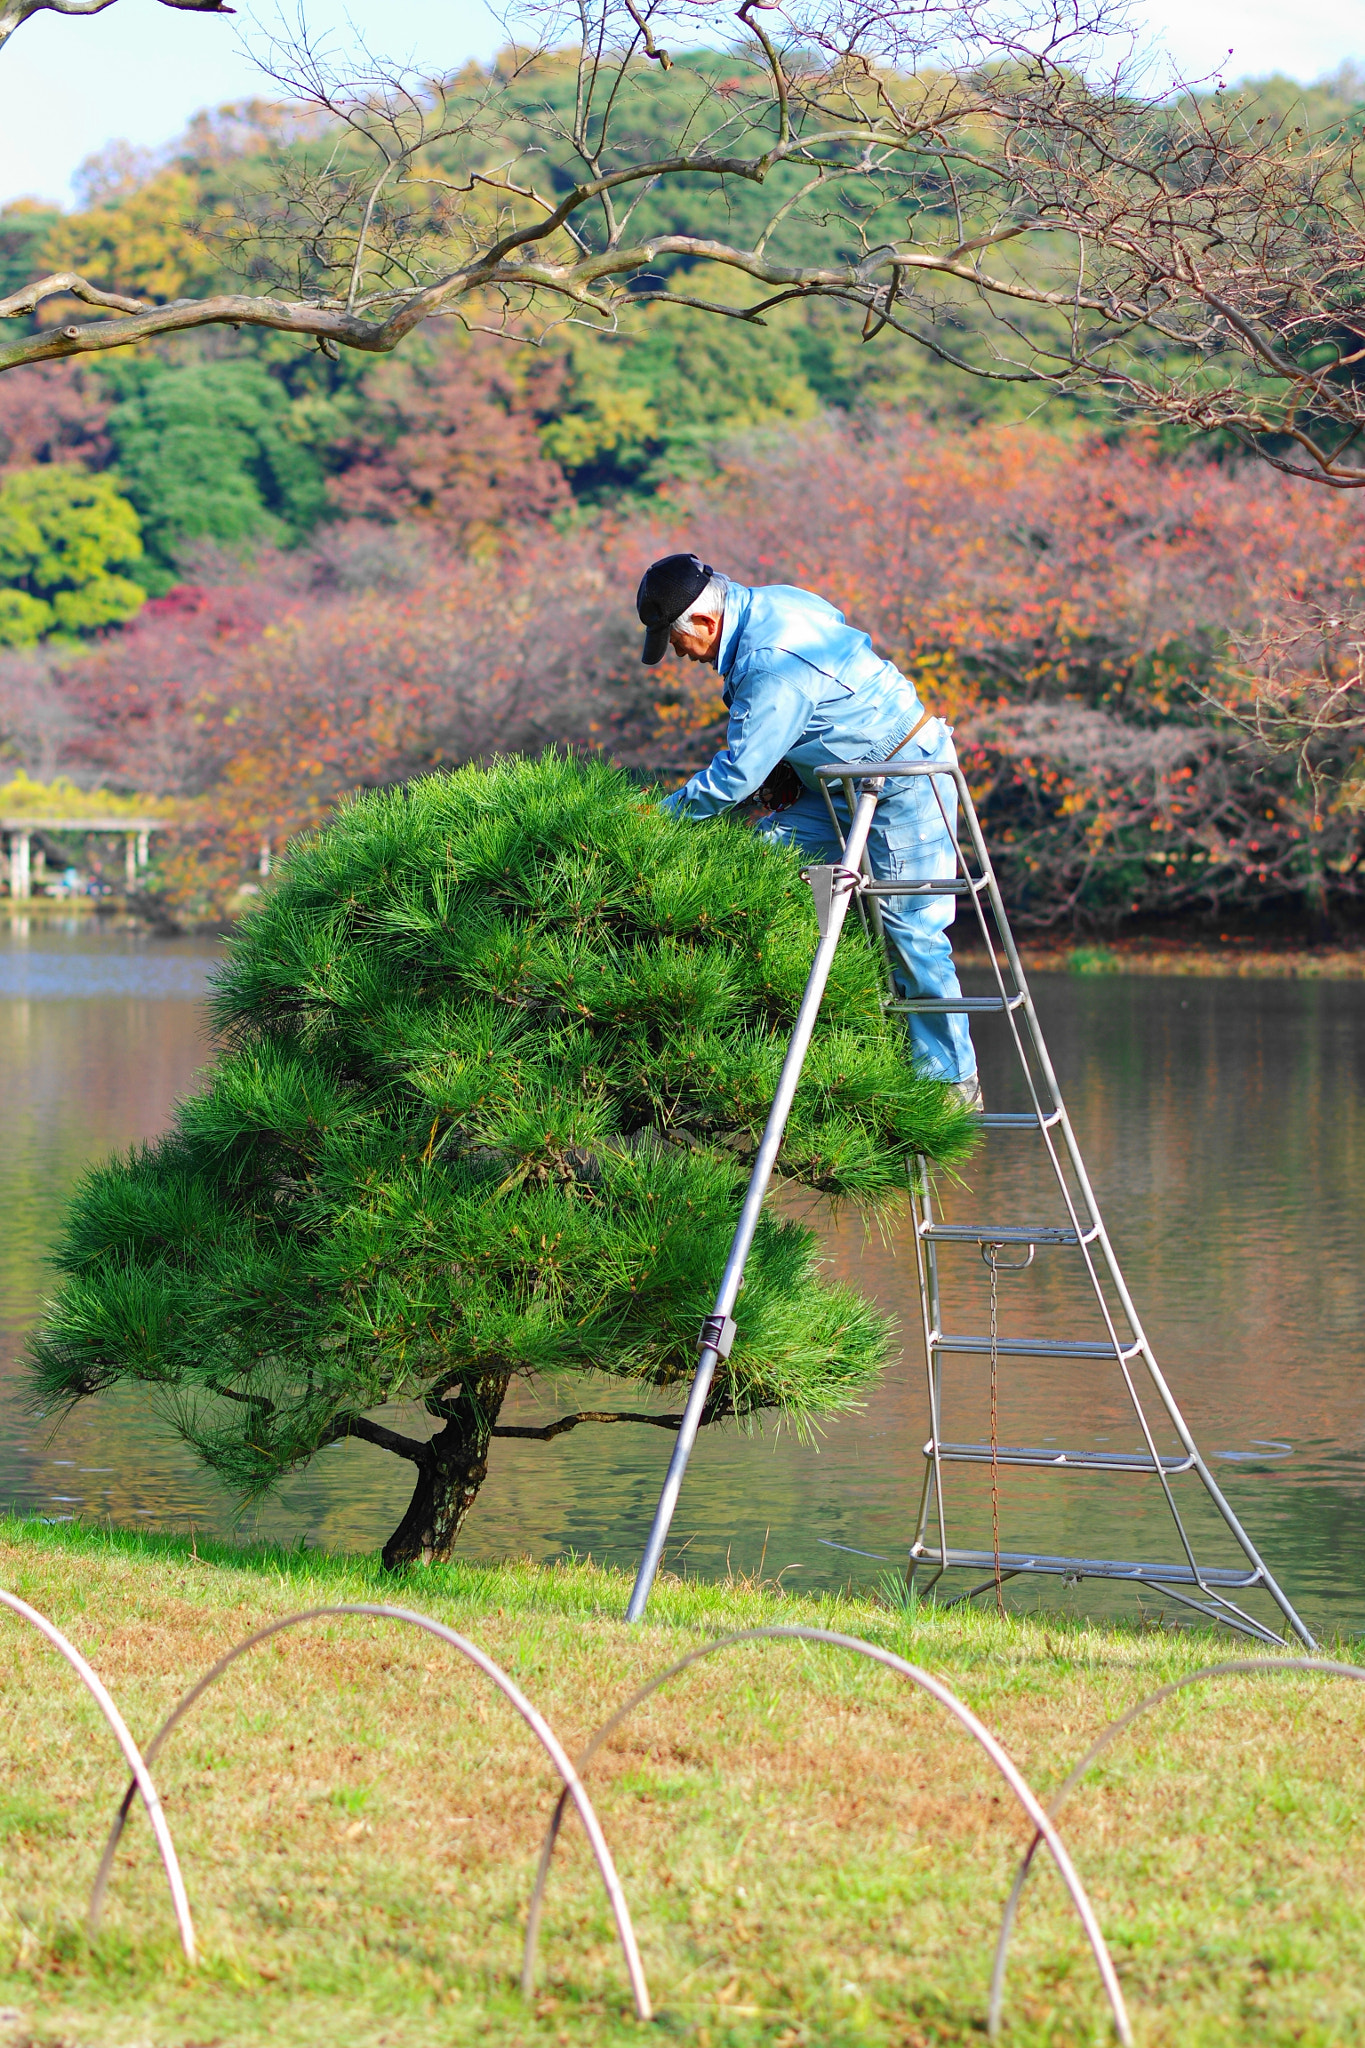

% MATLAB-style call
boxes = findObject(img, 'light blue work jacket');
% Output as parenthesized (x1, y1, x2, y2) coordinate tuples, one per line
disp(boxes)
(661, 581, 932, 818)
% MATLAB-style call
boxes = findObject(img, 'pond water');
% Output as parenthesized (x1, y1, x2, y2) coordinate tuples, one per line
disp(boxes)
(1, 918, 1362, 1640)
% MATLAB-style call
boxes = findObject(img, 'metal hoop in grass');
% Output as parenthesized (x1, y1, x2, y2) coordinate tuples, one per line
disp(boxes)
(988, 1656, 1365, 2042)
(522, 1626, 1132, 2046)
(86, 1604, 651, 2020)
(0, 1589, 196, 1962)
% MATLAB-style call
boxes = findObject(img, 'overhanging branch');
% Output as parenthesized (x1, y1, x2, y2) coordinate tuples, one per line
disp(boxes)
(2, 5, 1363, 486)
(0, 0, 229, 47)
(0, 272, 150, 318)
(0, 226, 1153, 376)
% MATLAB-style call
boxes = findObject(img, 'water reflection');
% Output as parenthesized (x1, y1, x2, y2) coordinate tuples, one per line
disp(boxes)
(0, 923, 1361, 1636)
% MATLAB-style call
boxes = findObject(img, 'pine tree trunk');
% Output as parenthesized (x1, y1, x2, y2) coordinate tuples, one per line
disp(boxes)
(381, 1372, 510, 1570)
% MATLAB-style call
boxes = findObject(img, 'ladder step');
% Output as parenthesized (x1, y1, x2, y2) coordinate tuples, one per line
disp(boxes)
(908, 1545, 1265, 1589)
(932, 1332, 1138, 1359)
(979, 1110, 1062, 1130)
(888, 994, 1024, 1014)
(861, 879, 977, 897)
(818, 760, 960, 781)
(919, 1222, 1088, 1246)
(925, 1440, 1195, 1474)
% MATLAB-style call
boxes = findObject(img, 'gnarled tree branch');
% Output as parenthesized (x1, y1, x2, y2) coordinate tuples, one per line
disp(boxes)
(0, 0, 229, 49)
(3, 0, 1363, 483)
(492, 1408, 684, 1439)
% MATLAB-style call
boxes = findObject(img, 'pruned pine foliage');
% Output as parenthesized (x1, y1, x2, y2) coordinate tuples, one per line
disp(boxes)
(31, 753, 973, 1535)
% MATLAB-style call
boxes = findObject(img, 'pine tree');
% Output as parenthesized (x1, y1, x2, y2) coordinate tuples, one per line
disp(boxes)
(30, 753, 974, 1567)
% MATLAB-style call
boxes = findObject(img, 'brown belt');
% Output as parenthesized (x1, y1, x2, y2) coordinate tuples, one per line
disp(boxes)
(883, 706, 935, 760)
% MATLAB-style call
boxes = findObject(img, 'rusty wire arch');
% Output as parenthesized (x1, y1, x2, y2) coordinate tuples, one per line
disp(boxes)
(988, 1655, 1365, 2041)
(522, 1624, 1132, 2045)
(0, 1588, 196, 1961)
(85, 1602, 651, 2018)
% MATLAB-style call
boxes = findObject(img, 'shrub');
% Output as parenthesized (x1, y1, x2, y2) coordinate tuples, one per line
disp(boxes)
(30, 752, 974, 1567)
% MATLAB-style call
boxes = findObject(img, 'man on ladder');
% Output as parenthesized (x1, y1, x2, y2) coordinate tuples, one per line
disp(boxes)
(639, 551, 981, 1109)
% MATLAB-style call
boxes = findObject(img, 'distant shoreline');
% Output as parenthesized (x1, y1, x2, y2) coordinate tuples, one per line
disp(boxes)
(961, 936, 1365, 979)
(4, 897, 1365, 978)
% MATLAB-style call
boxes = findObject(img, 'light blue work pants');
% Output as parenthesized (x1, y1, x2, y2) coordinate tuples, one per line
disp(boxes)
(756, 753, 977, 1086)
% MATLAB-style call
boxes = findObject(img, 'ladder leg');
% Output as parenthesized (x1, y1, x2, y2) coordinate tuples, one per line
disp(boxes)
(906, 1153, 947, 1589)
(625, 778, 889, 1622)
(827, 757, 1314, 1650)
(958, 765, 1312, 1645)
(944, 773, 1215, 1583)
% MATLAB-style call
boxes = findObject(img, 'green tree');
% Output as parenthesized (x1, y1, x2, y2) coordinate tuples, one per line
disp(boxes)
(0, 465, 144, 644)
(541, 297, 822, 498)
(42, 166, 226, 306)
(0, 199, 60, 302)
(31, 752, 972, 1568)
(105, 358, 329, 581)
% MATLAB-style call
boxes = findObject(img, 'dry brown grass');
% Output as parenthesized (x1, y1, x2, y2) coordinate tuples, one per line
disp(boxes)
(0, 1521, 1362, 2047)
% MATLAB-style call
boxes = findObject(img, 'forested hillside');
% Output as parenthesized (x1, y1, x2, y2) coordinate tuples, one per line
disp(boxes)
(1, 55, 1363, 930)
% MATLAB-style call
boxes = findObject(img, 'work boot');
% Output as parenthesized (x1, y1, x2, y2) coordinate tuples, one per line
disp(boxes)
(947, 1071, 984, 1114)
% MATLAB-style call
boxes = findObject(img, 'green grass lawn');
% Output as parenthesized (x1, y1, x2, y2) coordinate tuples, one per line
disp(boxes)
(0, 1518, 1361, 2047)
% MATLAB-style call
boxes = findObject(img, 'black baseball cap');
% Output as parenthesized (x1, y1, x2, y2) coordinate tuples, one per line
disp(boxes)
(636, 552, 715, 665)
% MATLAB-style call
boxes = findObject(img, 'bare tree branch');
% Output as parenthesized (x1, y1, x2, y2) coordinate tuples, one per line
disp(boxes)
(0, 273, 150, 319)
(1207, 602, 1365, 808)
(5, 0, 1365, 484)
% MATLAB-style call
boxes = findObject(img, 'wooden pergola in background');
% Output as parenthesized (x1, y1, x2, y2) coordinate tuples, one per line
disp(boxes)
(2, 814, 164, 897)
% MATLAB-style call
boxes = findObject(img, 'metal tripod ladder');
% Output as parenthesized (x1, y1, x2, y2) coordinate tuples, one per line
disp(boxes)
(626, 758, 1314, 1650)
(857, 758, 1313, 1649)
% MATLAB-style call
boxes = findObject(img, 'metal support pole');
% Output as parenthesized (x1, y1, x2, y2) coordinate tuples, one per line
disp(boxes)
(124, 832, 138, 891)
(625, 777, 886, 1623)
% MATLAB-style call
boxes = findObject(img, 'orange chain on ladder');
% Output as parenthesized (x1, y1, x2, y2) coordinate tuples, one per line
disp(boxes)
(983, 1242, 1034, 1622)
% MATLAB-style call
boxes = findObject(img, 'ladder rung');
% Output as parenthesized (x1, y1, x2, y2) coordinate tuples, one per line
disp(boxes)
(908, 1546, 1265, 1589)
(979, 1110, 1062, 1130)
(919, 1222, 1087, 1246)
(888, 994, 1024, 1014)
(925, 1440, 1195, 1474)
(817, 761, 960, 781)
(861, 879, 977, 897)
(931, 1332, 1138, 1360)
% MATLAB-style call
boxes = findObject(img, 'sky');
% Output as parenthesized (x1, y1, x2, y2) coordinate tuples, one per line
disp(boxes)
(0, 0, 1360, 211)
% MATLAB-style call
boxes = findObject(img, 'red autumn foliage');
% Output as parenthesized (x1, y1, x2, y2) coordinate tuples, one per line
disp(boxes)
(3, 416, 1364, 928)
(654, 420, 1365, 925)
(38, 558, 303, 802)
(4, 524, 652, 911)
(326, 335, 571, 544)
(0, 361, 111, 475)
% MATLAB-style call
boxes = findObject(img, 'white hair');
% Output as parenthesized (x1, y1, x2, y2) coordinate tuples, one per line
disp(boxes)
(675, 572, 727, 630)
